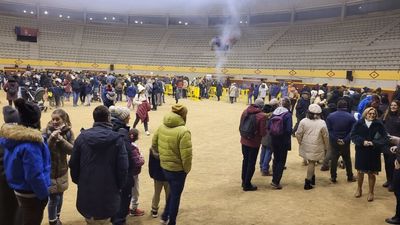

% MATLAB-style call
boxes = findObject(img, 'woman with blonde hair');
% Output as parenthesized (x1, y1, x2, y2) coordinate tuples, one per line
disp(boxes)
(295, 104, 329, 190)
(351, 107, 389, 201)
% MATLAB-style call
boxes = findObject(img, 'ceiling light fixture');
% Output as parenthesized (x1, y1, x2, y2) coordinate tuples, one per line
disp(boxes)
(89, 17, 93, 21)
(30, 11, 34, 14)
(134, 20, 138, 24)
(104, 17, 107, 20)
(140, 21, 143, 24)
(184, 22, 188, 26)
(23, 10, 27, 13)
(67, 16, 70, 19)
(44, 11, 48, 15)
(112, 17, 115, 20)
(59, 14, 63, 18)
(178, 21, 182, 24)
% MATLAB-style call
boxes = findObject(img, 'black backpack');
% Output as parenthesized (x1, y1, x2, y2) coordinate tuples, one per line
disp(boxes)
(239, 112, 257, 139)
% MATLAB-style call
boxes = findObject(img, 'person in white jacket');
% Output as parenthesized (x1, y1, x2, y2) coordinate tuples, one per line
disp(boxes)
(258, 83, 268, 101)
(295, 104, 329, 190)
(133, 84, 151, 135)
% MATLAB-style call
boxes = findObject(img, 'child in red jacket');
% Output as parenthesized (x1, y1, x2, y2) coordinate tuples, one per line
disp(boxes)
(129, 128, 145, 217)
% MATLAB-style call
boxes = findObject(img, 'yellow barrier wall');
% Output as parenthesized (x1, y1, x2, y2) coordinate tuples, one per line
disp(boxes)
(1, 58, 399, 81)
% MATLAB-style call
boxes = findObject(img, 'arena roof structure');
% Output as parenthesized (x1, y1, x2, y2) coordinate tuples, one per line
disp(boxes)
(0, 0, 397, 16)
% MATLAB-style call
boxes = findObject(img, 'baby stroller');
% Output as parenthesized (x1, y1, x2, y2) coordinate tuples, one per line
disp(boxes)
(21, 84, 48, 112)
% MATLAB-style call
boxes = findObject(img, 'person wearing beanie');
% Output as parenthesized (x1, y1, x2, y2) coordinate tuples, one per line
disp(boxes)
(69, 105, 128, 224)
(0, 106, 22, 225)
(268, 97, 293, 189)
(152, 104, 192, 225)
(42, 109, 75, 225)
(108, 106, 140, 223)
(239, 99, 267, 191)
(0, 99, 51, 225)
(133, 85, 151, 136)
(326, 100, 357, 183)
(295, 104, 329, 190)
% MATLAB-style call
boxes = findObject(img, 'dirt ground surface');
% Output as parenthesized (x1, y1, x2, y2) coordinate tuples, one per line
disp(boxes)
(0, 92, 395, 225)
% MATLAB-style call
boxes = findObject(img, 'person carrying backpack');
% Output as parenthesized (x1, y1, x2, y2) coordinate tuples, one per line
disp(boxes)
(268, 97, 293, 189)
(4, 77, 19, 106)
(239, 98, 267, 191)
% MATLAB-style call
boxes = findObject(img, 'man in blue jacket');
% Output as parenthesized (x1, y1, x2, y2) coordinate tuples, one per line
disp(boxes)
(326, 100, 357, 183)
(0, 98, 50, 225)
(69, 105, 128, 225)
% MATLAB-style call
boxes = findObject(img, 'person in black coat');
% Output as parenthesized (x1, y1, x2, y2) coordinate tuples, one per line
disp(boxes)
(351, 107, 389, 202)
(293, 91, 310, 135)
(149, 146, 170, 218)
(69, 106, 128, 224)
(109, 106, 135, 225)
(216, 82, 223, 101)
(0, 106, 22, 225)
(385, 136, 400, 224)
(382, 100, 400, 192)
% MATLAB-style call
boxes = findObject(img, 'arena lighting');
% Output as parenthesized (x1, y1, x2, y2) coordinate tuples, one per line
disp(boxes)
(59, 14, 63, 18)
(104, 17, 107, 20)
(30, 11, 34, 14)
(239, 20, 243, 23)
(184, 22, 188, 25)
(134, 20, 138, 23)
(44, 11, 48, 15)
(89, 17, 93, 20)
(178, 21, 182, 24)
(23, 10, 27, 13)
(67, 16, 70, 19)
(112, 17, 115, 20)
(140, 21, 143, 24)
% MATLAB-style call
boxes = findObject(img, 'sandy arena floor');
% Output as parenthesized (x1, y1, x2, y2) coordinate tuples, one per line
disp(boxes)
(0, 92, 396, 225)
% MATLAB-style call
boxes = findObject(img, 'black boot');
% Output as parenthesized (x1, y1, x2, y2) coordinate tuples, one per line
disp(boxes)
(311, 175, 315, 185)
(304, 179, 313, 190)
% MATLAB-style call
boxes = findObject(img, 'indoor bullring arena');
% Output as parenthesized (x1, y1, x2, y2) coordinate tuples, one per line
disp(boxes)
(0, 0, 400, 225)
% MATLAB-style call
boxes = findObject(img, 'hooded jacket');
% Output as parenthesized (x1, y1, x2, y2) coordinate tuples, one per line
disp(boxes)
(69, 122, 128, 219)
(240, 105, 267, 148)
(269, 107, 293, 151)
(0, 124, 50, 200)
(152, 112, 192, 173)
(43, 124, 74, 194)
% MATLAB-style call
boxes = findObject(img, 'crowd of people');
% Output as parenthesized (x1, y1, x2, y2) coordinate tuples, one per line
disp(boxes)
(239, 83, 400, 224)
(0, 86, 192, 225)
(2, 68, 400, 224)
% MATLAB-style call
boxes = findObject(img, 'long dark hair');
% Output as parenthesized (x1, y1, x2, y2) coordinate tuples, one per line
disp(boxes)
(383, 100, 400, 122)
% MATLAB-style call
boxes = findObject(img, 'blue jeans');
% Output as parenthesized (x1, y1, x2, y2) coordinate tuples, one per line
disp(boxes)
(162, 170, 187, 225)
(48, 193, 63, 222)
(72, 91, 80, 106)
(259, 145, 272, 173)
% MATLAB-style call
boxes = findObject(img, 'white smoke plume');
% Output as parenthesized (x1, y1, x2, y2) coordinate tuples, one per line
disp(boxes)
(215, 0, 245, 75)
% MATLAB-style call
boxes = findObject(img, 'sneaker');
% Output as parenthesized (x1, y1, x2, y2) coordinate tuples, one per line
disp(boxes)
(270, 182, 282, 190)
(330, 178, 337, 183)
(151, 209, 158, 218)
(146, 131, 150, 136)
(160, 219, 168, 225)
(130, 208, 145, 217)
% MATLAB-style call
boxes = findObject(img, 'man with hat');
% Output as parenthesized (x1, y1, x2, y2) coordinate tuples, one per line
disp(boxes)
(239, 98, 267, 191)
(152, 104, 192, 225)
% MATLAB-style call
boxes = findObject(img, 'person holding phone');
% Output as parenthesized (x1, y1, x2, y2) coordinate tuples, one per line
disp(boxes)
(43, 109, 74, 225)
